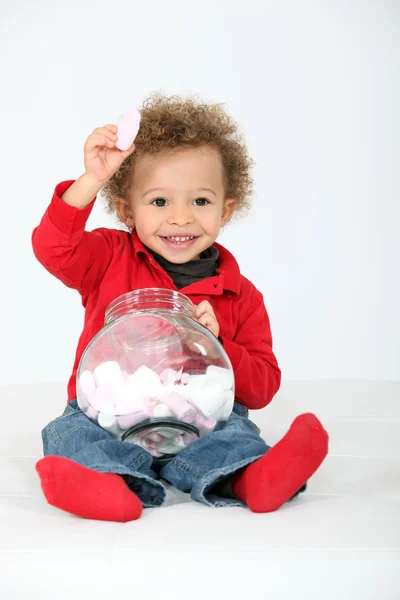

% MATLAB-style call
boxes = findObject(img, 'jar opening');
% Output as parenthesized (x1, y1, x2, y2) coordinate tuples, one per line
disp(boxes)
(105, 288, 196, 325)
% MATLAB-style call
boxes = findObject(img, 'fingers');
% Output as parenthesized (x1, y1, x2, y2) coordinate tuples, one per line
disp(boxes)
(195, 301, 219, 338)
(84, 125, 119, 152)
(196, 300, 216, 318)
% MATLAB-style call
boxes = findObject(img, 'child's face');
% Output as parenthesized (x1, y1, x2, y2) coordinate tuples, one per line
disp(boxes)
(117, 146, 236, 263)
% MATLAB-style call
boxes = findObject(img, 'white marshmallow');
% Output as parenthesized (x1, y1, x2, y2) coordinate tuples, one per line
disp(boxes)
(214, 389, 235, 421)
(114, 384, 149, 414)
(187, 374, 207, 389)
(97, 403, 117, 427)
(187, 382, 226, 419)
(126, 366, 163, 398)
(152, 403, 174, 418)
(206, 366, 234, 390)
(98, 404, 121, 437)
(93, 361, 124, 388)
(79, 370, 96, 400)
(92, 386, 113, 411)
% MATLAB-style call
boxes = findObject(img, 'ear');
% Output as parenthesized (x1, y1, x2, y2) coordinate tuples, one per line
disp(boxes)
(221, 198, 237, 226)
(116, 199, 135, 229)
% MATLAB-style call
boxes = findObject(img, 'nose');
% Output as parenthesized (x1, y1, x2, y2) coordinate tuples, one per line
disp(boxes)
(167, 206, 195, 226)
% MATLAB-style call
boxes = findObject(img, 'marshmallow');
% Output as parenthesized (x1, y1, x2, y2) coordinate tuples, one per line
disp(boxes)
(98, 404, 121, 437)
(182, 432, 197, 445)
(159, 441, 186, 455)
(162, 392, 197, 422)
(77, 393, 89, 412)
(206, 366, 234, 390)
(148, 448, 163, 458)
(97, 404, 117, 427)
(117, 409, 151, 431)
(181, 373, 190, 385)
(92, 386, 113, 411)
(79, 370, 96, 400)
(194, 412, 217, 435)
(85, 405, 99, 422)
(93, 361, 124, 388)
(214, 390, 235, 421)
(146, 432, 163, 443)
(114, 389, 151, 430)
(126, 366, 163, 398)
(160, 369, 180, 386)
(153, 428, 178, 439)
(152, 403, 174, 418)
(116, 107, 141, 151)
(187, 382, 226, 419)
(187, 374, 207, 389)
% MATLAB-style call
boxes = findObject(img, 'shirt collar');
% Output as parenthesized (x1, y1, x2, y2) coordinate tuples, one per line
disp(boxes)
(131, 230, 240, 295)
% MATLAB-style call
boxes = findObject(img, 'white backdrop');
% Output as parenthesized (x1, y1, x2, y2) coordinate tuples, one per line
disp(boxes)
(1, 0, 398, 386)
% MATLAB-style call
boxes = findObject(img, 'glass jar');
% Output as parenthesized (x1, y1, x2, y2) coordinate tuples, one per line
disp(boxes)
(77, 288, 234, 463)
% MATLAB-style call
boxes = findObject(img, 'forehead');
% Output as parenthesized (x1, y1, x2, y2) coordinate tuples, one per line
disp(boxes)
(131, 146, 224, 191)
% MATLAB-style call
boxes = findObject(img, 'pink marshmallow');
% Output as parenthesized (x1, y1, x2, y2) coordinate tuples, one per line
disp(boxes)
(161, 392, 196, 422)
(79, 370, 96, 401)
(117, 409, 150, 431)
(148, 448, 163, 458)
(91, 386, 113, 411)
(160, 368, 180, 386)
(194, 412, 217, 435)
(85, 405, 99, 422)
(146, 432, 163, 443)
(116, 108, 141, 151)
(181, 373, 190, 385)
(115, 391, 151, 430)
(182, 432, 196, 446)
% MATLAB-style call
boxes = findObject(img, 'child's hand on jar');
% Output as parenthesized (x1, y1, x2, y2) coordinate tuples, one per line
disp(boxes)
(195, 301, 220, 338)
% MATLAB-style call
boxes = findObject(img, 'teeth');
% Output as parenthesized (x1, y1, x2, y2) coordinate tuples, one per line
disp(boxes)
(167, 236, 195, 243)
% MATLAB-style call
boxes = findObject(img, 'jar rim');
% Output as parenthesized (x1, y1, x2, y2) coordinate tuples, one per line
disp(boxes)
(105, 288, 196, 325)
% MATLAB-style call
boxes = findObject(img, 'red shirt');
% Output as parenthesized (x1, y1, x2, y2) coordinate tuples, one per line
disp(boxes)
(32, 180, 281, 409)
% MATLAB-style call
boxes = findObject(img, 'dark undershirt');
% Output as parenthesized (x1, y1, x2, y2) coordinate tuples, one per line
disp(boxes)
(148, 245, 220, 289)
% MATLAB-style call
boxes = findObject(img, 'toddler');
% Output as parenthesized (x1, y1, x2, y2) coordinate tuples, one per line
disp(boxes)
(32, 94, 328, 522)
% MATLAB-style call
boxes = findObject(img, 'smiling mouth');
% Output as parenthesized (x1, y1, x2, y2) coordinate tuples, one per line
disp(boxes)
(160, 235, 199, 247)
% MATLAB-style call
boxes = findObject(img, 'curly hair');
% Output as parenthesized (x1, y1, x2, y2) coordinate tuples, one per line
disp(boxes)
(102, 93, 254, 219)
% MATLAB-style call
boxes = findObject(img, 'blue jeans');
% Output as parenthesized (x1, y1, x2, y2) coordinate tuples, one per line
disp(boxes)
(42, 400, 306, 508)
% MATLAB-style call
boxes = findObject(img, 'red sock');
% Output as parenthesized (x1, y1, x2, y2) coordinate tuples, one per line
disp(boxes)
(232, 413, 329, 513)
(36, 456, 143, 522)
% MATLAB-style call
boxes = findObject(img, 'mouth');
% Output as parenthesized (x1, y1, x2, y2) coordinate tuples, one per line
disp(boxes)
(160, 235, 199, 249)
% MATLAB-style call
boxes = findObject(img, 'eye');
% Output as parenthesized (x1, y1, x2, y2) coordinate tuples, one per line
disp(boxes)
(152, 198, 168, 207)
(194, 197, 210, 206)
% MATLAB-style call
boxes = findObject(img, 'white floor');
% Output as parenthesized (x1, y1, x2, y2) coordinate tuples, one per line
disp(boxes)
(0, 381, 399, 599)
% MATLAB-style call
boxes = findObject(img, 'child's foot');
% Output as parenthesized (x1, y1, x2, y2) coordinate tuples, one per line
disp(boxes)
(36, 456, 143, 522)
(232, 413, 329, 512)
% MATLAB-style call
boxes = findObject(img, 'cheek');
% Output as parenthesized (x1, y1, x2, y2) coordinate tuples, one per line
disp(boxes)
(199, 209, 224, 233)
(133, 208, 160, 234)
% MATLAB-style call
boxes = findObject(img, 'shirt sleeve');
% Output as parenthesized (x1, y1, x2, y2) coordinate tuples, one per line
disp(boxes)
(219, 285, 281, 410)
(31, 180, 114, 296)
